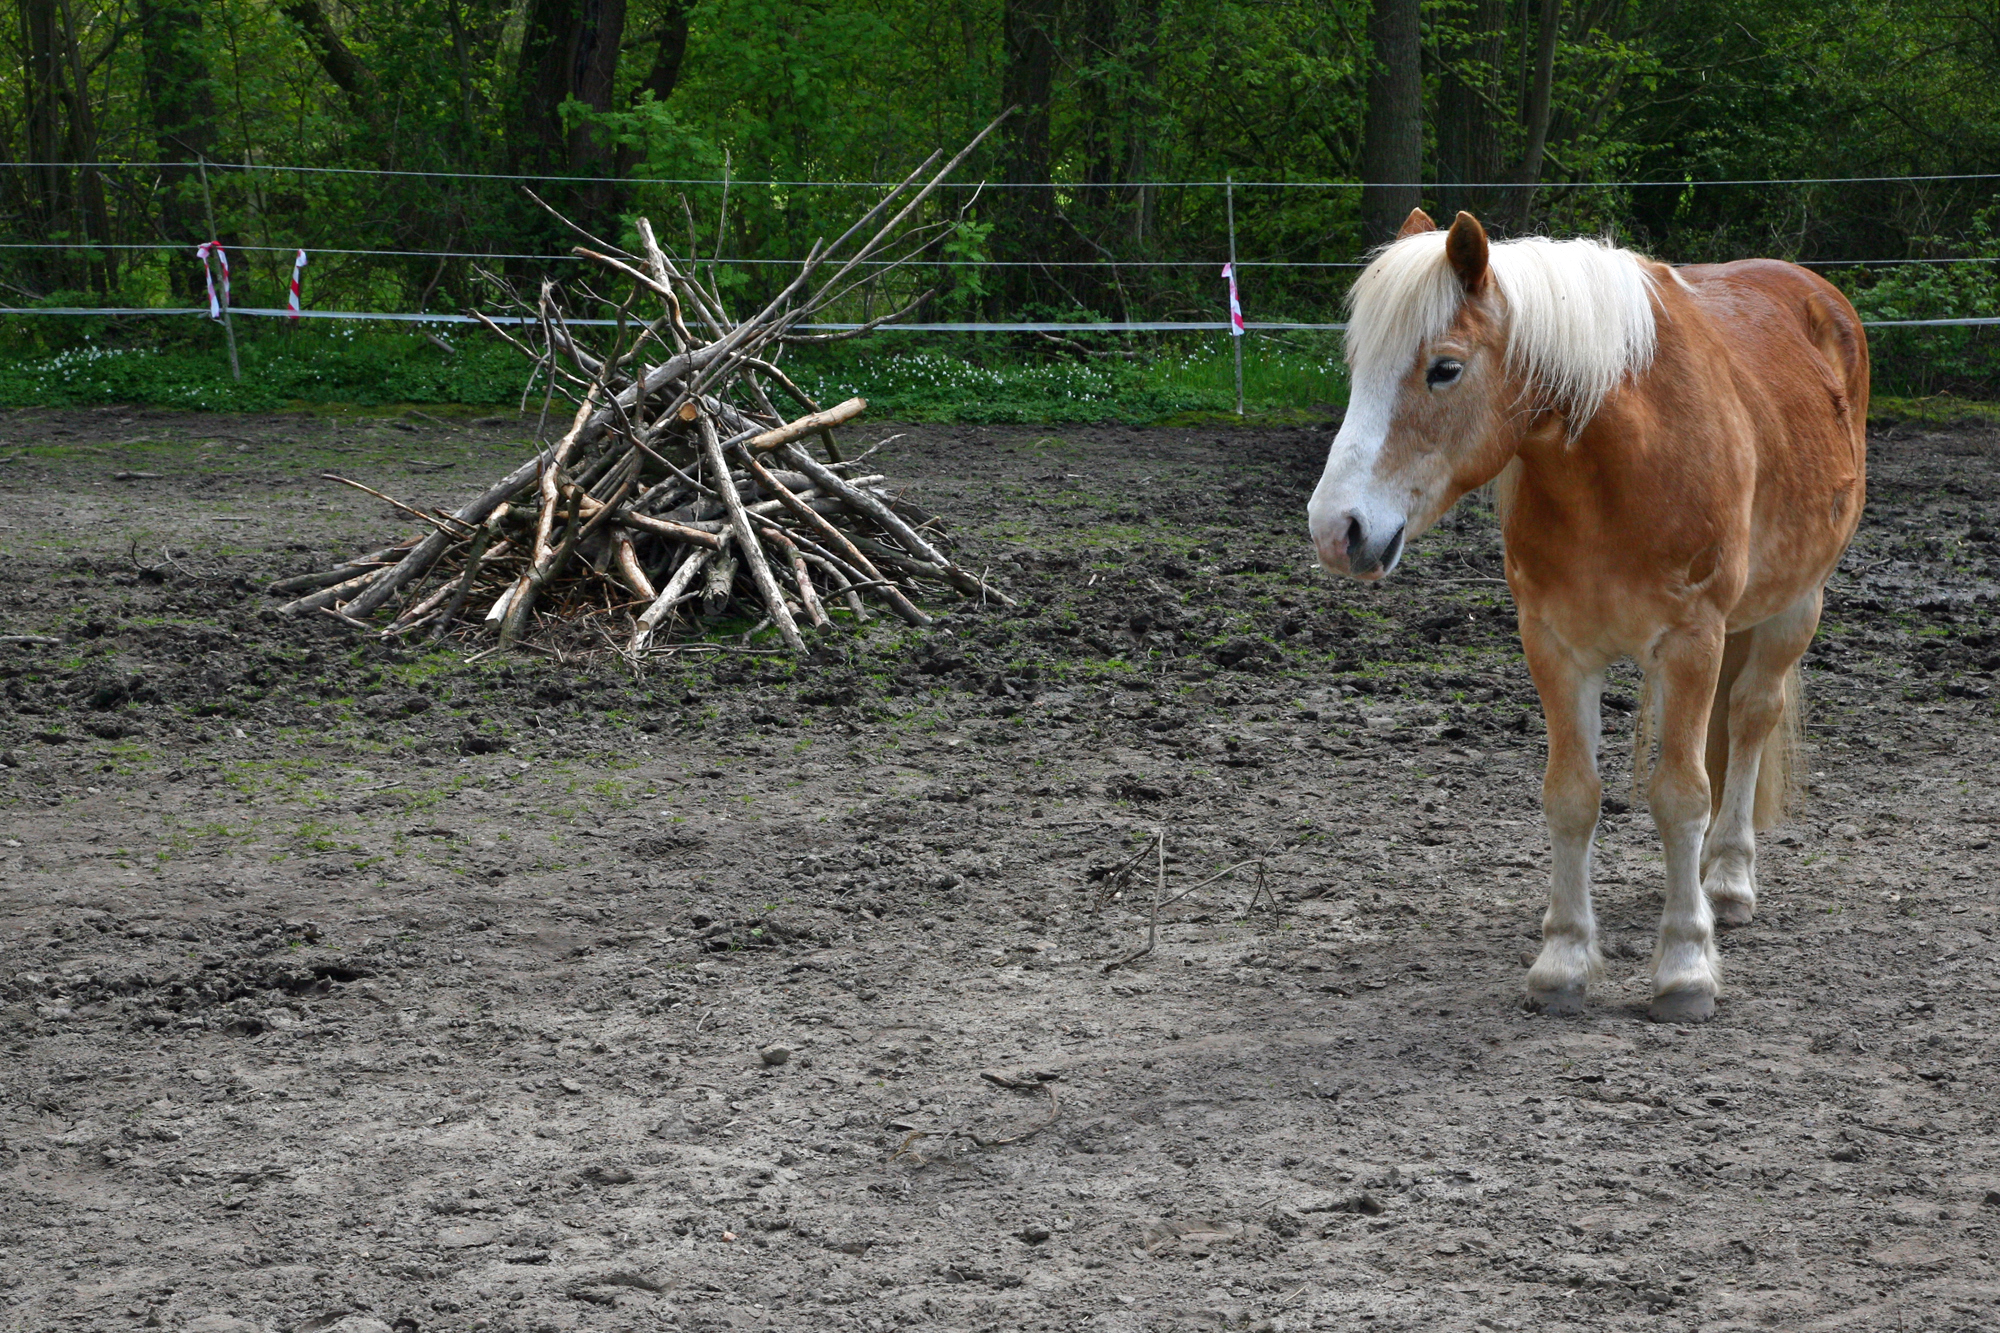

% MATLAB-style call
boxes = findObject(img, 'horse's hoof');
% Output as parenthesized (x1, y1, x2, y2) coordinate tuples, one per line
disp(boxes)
(1526, 987, 1587, 1017)
(1712, 899, 1755, 927)
(1648, 989, 1716, 1024)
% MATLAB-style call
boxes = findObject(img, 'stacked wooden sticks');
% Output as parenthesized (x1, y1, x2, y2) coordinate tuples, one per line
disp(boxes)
(269, 121, 1014, 653)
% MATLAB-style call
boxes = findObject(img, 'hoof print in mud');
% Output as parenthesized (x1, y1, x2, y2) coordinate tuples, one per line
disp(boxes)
(1109, 772, 1178, 802)
(629, 831, 707, 856)
(1210, 636, 1276, 671)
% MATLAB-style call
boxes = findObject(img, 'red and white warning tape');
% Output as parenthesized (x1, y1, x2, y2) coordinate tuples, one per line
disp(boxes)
(1221, 262, 1245, 336)
(194, 241, 229, 320)
(287, 249, 308, 318)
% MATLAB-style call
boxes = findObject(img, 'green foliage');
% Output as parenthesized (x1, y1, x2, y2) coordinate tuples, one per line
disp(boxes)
(0, 324, 523, 411)
(0, 325, 1344, 421)
(936, 220, 997, 318)
(789, 333, 1345, 422)
(12, 0, 2000, 397)
(1839, 213, 2000, 396)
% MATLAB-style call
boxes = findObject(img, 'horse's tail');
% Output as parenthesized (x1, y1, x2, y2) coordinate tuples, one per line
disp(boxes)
(1753, 663, 1804, 831)
(1632, 660, 1802, 830)
(1632, 672, 1657, 805)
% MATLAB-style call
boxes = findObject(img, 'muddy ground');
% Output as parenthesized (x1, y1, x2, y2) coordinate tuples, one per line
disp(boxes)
(1, 405, 1998, 1333)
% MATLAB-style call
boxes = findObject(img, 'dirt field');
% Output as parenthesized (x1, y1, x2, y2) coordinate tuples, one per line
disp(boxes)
(2, 406, 1998, 1333)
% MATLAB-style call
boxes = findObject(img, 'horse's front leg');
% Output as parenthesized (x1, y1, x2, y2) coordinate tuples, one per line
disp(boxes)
(1520, 617, 1606, 1016)
(1646, 626, 1727, 1023)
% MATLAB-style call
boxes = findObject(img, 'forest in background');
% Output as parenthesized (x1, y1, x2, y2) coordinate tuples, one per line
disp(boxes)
(5, 0, 2000, 395)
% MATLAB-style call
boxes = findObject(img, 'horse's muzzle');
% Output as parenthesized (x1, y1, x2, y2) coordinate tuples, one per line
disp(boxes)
(1314, 511, 1405, 581)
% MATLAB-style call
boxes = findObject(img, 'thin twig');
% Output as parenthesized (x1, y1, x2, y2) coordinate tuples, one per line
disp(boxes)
(890, 1083, 1061, 1163)
(1103, 831, 1165, 973)
(1158, 857, 1266, 909)
(319, 473, 475, 536)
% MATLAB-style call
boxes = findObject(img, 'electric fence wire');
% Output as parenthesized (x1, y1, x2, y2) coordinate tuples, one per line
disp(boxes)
(10, 161, 2000, 189)
(2, 306, 1995, 330)
(0, 241, 1995, 269)
(5, 158, 1997, 329)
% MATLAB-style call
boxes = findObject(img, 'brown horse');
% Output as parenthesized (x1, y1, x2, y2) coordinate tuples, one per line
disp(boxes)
(1308, 209, 1867, 1022)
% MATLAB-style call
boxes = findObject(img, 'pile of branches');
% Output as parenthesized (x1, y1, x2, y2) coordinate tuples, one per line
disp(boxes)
(270, 121, 1013, 655)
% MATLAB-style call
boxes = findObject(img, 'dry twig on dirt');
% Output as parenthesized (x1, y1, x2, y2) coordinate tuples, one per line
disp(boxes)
(1102, 830, 1166, 973)
(269, 117, 1016, 656)
(890, 1082, 1061, 1164)
(1094, 832, 1281, 971)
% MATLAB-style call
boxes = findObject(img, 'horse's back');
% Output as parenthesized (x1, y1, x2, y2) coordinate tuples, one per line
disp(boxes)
(1659, 258, 1867, 623)
(1670, 259, 1869, 443)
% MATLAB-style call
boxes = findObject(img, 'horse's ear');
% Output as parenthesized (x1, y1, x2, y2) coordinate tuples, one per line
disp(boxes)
(1397, 208, 1437, 238)
(1446, 212, 1490, 293)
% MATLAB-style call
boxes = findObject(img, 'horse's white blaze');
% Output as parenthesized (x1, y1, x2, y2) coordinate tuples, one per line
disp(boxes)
(1306, 363, 1402, 572)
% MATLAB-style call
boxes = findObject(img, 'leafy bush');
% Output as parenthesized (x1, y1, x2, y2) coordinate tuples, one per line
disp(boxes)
(1837, 213, 2000, 397)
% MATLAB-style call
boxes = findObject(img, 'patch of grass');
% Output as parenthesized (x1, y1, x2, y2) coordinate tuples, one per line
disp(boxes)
(0, 320, 1347, 421)
(786, 333, 1348, 424)
(1868, 394, 2000, 427)
(294, 819, 341, 852)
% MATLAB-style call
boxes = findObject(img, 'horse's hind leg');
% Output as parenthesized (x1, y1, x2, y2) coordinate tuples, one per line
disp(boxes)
(1700, 631, 1754, 921)
(1519, 617, 1606, 1016)
(1701, 590, 1820, 927)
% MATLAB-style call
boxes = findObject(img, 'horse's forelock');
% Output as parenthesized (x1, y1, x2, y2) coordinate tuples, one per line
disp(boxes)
(1488, 237, 1658, 425)
(1343, 231, 1658, 426)
(1343, 232, 1463, 388)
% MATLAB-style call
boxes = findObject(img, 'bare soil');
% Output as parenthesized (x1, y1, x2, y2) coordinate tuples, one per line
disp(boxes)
(2, 406, 1998, 1333)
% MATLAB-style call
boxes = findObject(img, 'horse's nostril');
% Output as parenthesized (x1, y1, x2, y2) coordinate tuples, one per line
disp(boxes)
(1344, 515, 1364, 555)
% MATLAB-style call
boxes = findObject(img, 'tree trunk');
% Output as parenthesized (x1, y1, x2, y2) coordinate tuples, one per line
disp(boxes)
(567, 0, 627, 225)
(142, 0, 217, 294)
(281, 0, 375, 118)
(1123, 0, 1161, 248)
(565, 0, 627, 174)
(514, 0, 580, 175)
(514, 0, 626, 169)
(1078, 0, 1117, 191)
(53, 0, 113, 293)
(996, 0, 1059, 313)
(1073, 0, 1126, 313)
(20, 0, 70, 287)
(512, 0, 626, 229)
(1507, 0, 1563, 229)
(616, 0, 691, 177)
(1360, 0, 1423, 246)
(631, 0, 691, 107)
(1433, 0, 1507, 223)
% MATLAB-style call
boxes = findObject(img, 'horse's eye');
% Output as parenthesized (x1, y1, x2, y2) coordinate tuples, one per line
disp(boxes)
(1426, 358, 1463, 388)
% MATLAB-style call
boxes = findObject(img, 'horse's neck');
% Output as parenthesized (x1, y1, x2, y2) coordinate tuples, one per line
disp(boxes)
(1497, 412, 1634, 556)
(1488, 457, 1525, 531)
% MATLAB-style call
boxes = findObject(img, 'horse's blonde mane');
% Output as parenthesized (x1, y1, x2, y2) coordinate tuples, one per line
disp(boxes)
(1344, 230, 1659, 425)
